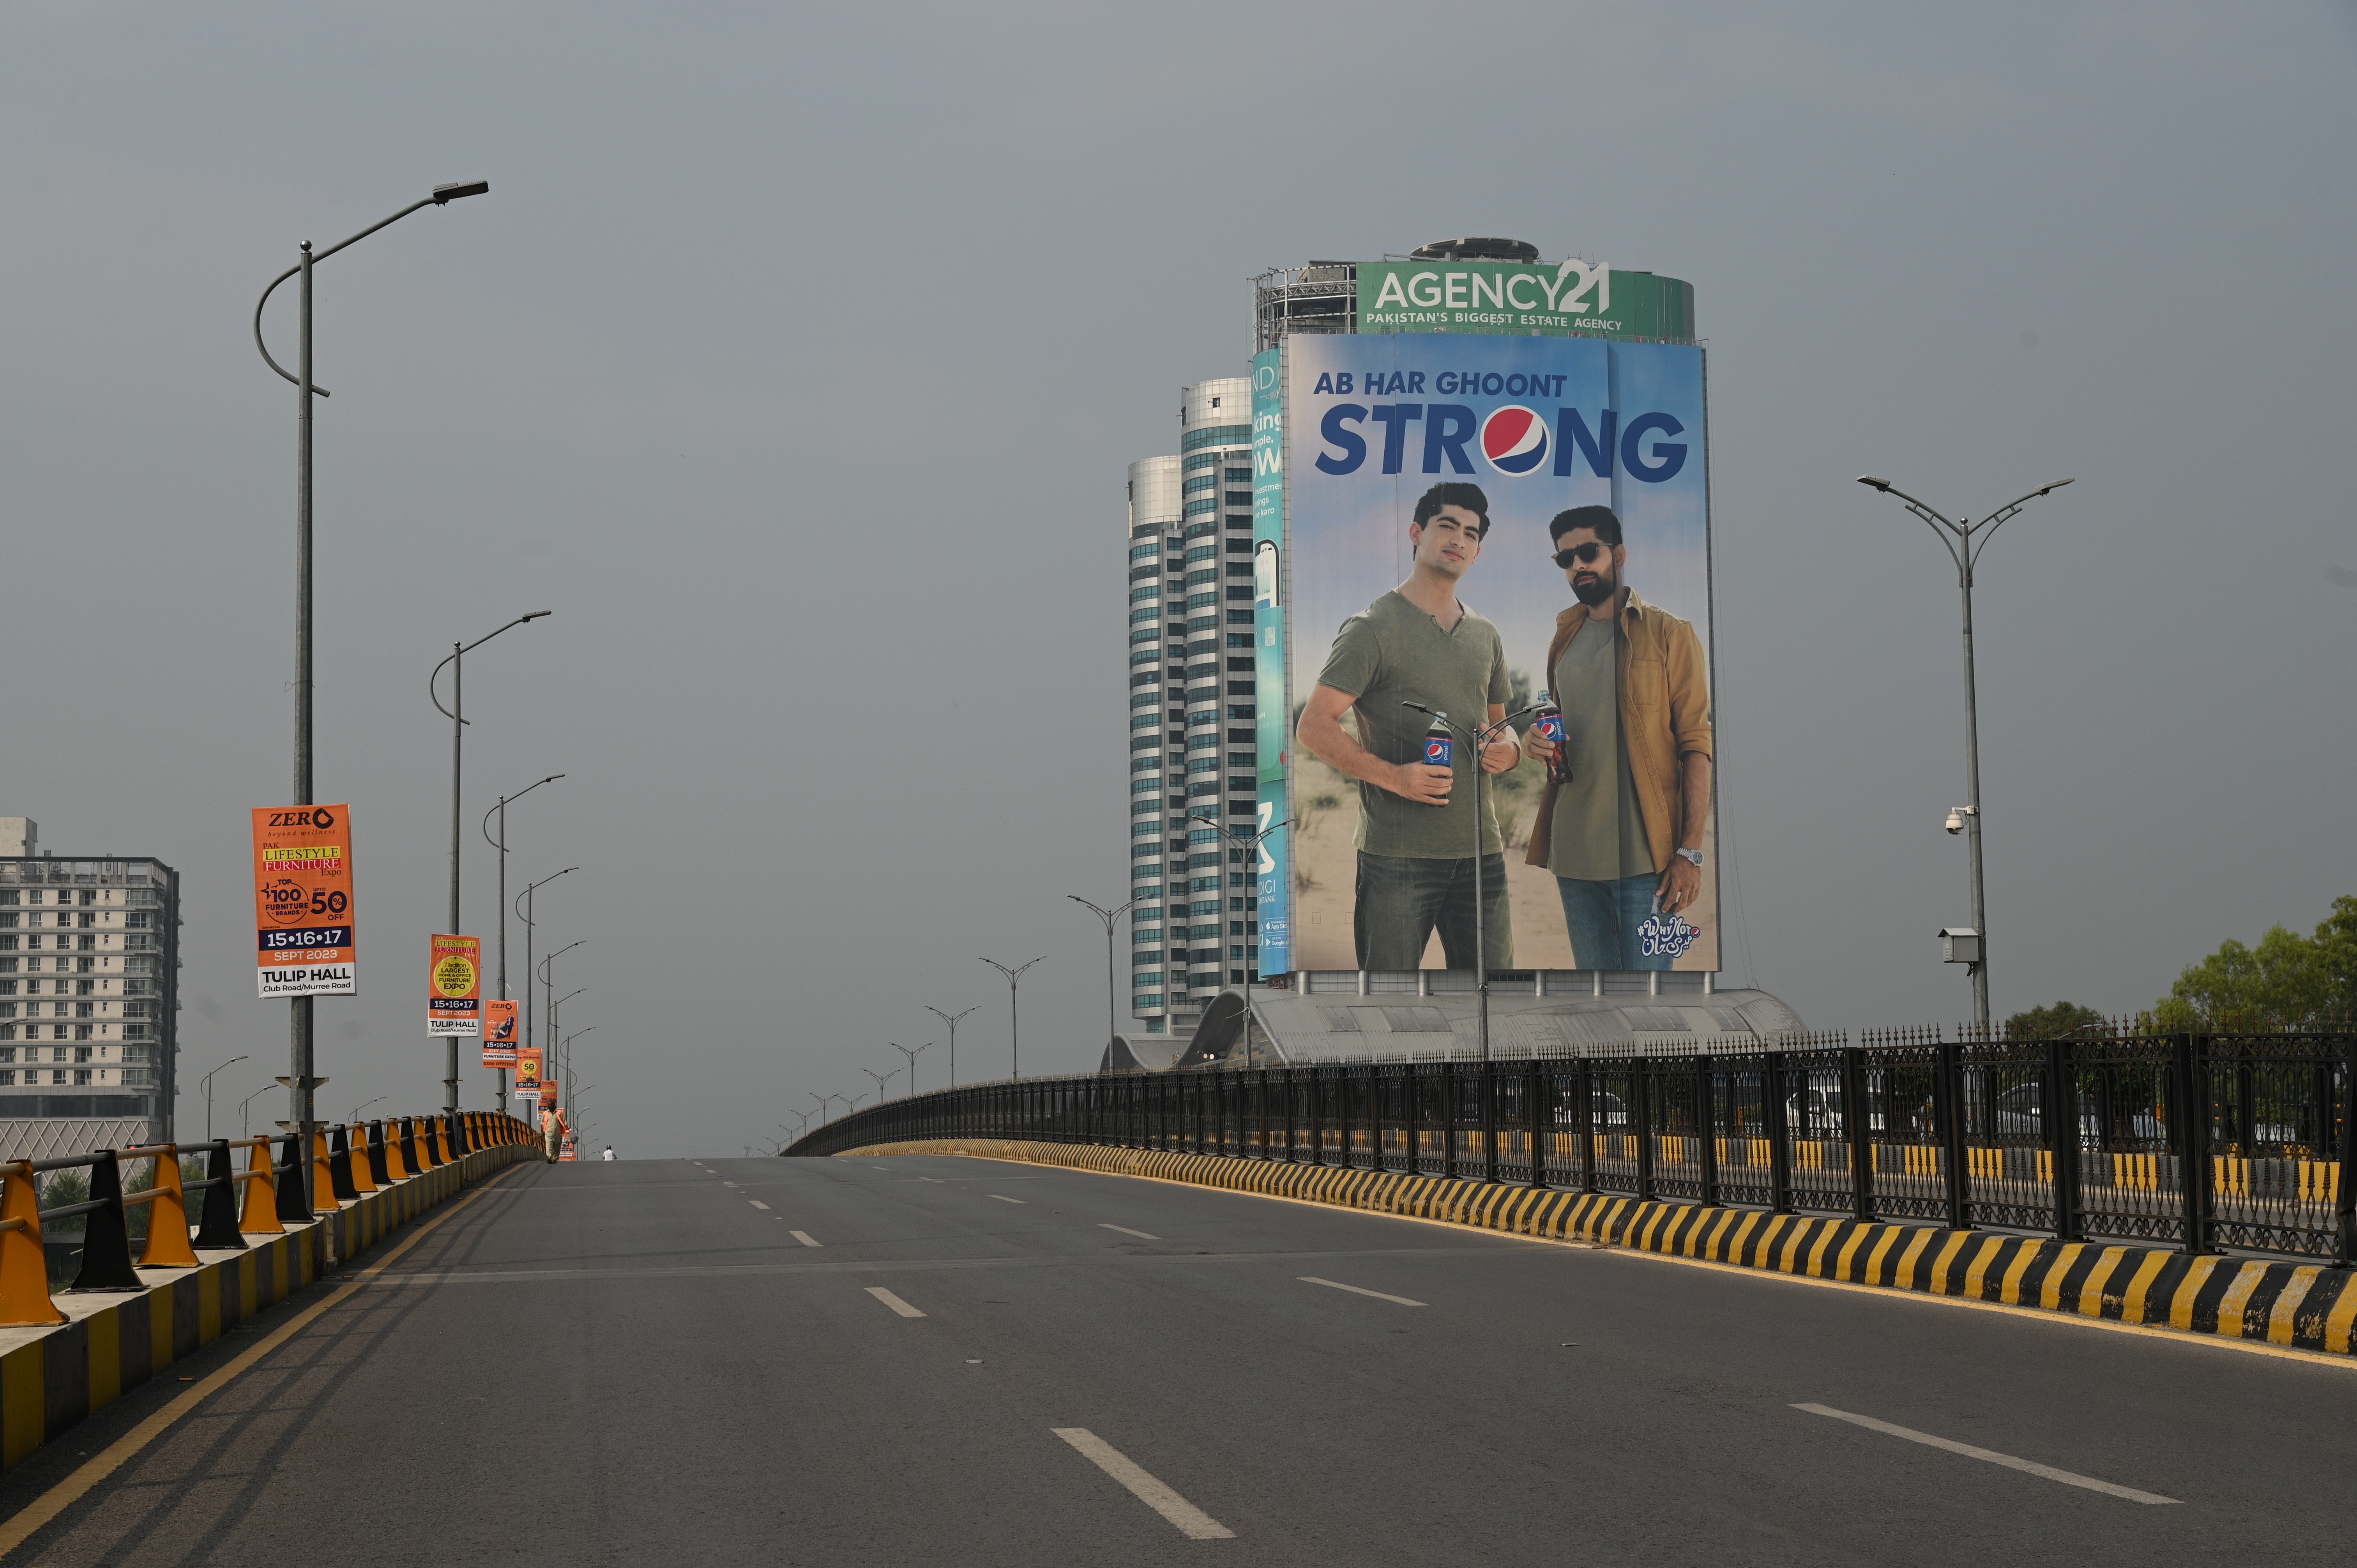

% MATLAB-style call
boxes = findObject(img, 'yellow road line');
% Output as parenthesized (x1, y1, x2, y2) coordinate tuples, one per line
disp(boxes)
(0, 1164, 525, 1559)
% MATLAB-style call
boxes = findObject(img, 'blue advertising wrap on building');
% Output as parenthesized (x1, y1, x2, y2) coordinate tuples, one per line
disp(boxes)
(1251, 347, 1290, 976)
(1276, 332, 1717, 974)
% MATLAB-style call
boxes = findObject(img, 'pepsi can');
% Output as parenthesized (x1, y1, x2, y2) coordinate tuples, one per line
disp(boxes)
(1421, 715, 1454, 806)
(1532, 692, 1570, 785)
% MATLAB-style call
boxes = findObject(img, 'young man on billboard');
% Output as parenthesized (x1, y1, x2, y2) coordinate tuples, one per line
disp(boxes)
(1297, 482, 1521, 970)
(1521, 505, 1712, 968)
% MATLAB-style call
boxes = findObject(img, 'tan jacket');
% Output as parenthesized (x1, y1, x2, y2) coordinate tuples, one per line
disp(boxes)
(1522, 590, 1713, 874)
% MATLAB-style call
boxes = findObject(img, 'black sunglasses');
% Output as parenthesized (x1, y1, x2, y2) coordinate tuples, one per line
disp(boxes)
(1551, 541, 1610, 569)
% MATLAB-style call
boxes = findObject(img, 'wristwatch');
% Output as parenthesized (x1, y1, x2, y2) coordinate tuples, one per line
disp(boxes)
(1673, 847, 1704, 868)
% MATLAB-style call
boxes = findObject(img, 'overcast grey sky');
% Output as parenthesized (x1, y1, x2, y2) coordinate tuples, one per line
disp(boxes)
(3, 3, 2352, 1157)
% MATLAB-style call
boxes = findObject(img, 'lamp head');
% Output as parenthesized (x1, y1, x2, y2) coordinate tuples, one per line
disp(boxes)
(1857, 476, 1892, 492)
(431, 180, 491, 204)
(521, 610, 553, 623)
(2035, 478, 2075, 496)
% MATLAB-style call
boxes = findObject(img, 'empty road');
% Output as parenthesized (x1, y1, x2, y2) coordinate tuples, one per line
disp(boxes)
(3, 1153, 2352, 1565)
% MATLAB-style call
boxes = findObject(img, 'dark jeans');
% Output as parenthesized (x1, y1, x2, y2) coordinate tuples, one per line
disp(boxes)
(1354, 852, 1512, 971)
(1555, 872, 1671, 971)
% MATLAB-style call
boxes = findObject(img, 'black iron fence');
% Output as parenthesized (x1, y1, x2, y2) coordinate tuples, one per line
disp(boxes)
(788, 1030, 2357, 1264)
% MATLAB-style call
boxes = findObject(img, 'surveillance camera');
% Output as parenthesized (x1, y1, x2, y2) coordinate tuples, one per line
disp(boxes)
(1944, 809, 1965, 835)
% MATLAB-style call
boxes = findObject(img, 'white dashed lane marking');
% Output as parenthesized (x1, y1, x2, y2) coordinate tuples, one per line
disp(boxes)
(1101, 1224, 1159, 1240)
(789, 1230, 821, 1248)
(1299, 1277, 1425, 1307)
(866, 1287, 926, 1318)
(1052, 1429, 1233, 1540)
(988, 1194, 1026, 1205)
(1792, 1405, 2179, 1504)
(749, 1201, 770, 1211)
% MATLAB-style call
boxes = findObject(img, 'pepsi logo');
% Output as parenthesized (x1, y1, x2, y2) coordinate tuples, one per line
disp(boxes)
(1424, 739, 1451, 765)
(1479, 406, 1548, 475)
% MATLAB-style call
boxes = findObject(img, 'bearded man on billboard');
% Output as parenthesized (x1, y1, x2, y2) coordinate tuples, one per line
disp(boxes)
(1521, 505, 1713, 969)
(1296, 482, 1522, 970)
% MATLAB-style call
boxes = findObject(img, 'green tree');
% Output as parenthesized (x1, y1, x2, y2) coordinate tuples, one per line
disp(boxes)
(2003, 1001, 2109, 1039)
(2145, 897, 2355, 1031)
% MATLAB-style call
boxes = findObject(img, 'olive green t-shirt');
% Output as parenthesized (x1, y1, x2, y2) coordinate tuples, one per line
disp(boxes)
(1548, 612, 1656, 881)
(1316, 589, 1511, 859)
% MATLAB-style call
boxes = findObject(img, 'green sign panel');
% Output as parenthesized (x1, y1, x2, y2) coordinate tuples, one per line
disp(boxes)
(1356, 259, 1694, 343)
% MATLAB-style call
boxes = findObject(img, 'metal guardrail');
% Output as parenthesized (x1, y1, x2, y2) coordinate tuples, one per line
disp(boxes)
(0, 1111, 535, 1325)
(787, 1032, 2357, 1265)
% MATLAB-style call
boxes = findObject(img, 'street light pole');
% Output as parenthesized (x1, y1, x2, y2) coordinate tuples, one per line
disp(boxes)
(561, 1025, 595, 1118)
(483, 775, 563, 1116)
(1065, 896, 1137, 1069)
(430, 614, 551, 1119)
(979, 957, 1044, 1081)
(1857, 475, 2074, 1035)
(890, 1042, 930, 1099)
(860, 1066, 898, 1105)
(515, 871, 578, 1072)
(1182, 813, 1290, 1070)
(199, 1055, 248, 1143)
(925, 1006, 975, 1088)
(253, 178, 489, 1210)
(238, 1085, 272, 1140)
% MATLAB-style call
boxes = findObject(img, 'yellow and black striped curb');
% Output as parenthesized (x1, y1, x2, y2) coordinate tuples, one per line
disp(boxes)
(844, 1138, 2357, 1356)
(0, 1139, 537, 1471)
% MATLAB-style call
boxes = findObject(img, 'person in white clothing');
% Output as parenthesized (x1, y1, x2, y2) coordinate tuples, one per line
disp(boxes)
(601, 1146, 616, 1161)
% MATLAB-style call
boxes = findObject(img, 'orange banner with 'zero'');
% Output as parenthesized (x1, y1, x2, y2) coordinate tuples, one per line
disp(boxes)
(482, 998, 520, 1067)
(252, 804, 356, 997)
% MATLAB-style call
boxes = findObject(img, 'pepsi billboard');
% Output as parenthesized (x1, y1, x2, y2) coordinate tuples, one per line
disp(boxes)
(1264, 332, 1718, 976)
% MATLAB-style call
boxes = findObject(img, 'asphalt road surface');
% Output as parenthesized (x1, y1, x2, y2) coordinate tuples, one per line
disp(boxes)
(5, 1153, 2354, 1566)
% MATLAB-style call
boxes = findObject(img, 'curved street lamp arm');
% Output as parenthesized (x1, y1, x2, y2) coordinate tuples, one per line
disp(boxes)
(516, 867, 580, 922)
(1857, 477, 1967, 576)
(981, 957, 1044, 983)
(431, 612, 556, 723)
(1066, 893, 1138, 929)
(251, 264, 319, 394)
(1964, 479, 2075, 570)
(482, 775, 566, 852)
(253, 182, 488, 393)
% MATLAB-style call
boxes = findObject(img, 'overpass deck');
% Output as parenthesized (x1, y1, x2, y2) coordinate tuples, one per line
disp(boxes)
(2, 1155, 2352, 1564)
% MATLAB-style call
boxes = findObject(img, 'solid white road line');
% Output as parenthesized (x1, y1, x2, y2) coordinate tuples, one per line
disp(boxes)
(789, 1230, 821, 1247)
(1101, 1224, 1160, 1240)
(989, 1194, 1026, 1204)
(919, 1177, 945, 1183)
(1791, 1404, 2179, 1505)
(749, 1200, 770, 1210)
(1051, 1428, 1234, 1540)
(1299, 1276, 1425, 1307)
(866, 1286, 926, 1318)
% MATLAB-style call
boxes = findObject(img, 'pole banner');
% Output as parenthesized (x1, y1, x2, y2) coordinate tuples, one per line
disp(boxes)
(429, 934, 482, 1036)
(252, 804, 357, 996)
(481, 999, 519, 1067)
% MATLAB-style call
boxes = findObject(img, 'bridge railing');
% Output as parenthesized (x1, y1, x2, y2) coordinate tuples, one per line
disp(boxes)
(787, 1031, 2357, 1266)
(0, 1111, 535, 1325)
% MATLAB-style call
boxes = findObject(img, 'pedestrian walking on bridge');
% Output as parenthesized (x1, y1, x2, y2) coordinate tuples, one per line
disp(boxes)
(540, 1101, 571, 1162)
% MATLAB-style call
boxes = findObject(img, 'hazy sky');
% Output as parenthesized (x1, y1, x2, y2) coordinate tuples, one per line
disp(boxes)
(3, 3, 2351, 1157)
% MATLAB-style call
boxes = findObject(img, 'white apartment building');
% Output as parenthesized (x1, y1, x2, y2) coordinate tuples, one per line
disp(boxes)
(0, 820, 180, 1149)
(1125, 380, 1260, 1037)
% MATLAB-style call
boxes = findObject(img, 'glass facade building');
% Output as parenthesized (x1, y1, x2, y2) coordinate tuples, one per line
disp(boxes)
(1125, 379, 1259, 1035)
